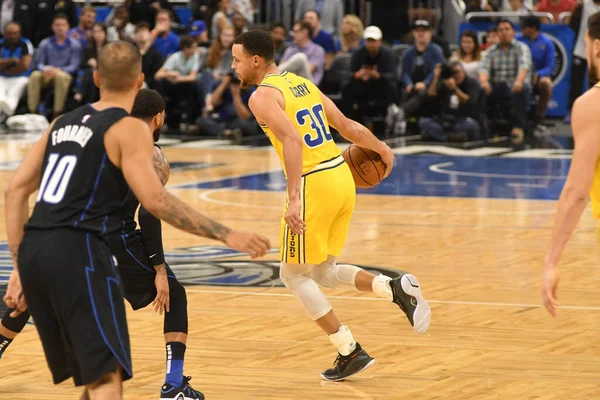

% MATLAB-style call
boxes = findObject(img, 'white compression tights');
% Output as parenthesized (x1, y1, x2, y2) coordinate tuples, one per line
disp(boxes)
(279, 256, 362, 321)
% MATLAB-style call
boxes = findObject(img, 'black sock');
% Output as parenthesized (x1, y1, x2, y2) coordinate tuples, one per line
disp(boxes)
(0, 334, 13, 359)
(165, 342, 186, 387)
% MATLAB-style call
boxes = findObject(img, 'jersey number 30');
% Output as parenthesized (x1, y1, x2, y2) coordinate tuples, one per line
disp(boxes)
(296, 104, 332, 148)
(37, 153, 77, 204)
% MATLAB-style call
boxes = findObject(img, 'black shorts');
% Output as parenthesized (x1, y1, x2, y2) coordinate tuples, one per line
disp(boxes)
(18, 228, 132, 386)
(107, 231, 176, 311)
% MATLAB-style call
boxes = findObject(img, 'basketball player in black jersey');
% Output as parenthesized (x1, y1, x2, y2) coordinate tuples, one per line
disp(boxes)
(0, 89, 205, 399)
(3, 41, 271, 399)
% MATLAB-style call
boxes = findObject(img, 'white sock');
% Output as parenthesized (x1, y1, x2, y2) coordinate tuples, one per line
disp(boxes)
(372, 274, 393, 300)
(329, 325, 356, 356)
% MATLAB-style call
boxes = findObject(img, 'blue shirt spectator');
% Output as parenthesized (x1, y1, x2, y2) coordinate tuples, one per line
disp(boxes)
(152, 10, 180, 59)
(401, 42, 444, 87)
(0, 36, 33, 78)
(0, 22, 33, 117)
(36, 36, 82, 75)
(68, 5, 96, 50)
(517, 19, 556, 78)
(303, 9, 337, 68)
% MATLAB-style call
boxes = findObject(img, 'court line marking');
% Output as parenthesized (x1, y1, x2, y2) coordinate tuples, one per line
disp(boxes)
(507, 183, 549, 189)
(198, 187, 559, 216)
(421, 180, 467, 186)
(429, 161, 568, 180)
(184, 288, 600, 311)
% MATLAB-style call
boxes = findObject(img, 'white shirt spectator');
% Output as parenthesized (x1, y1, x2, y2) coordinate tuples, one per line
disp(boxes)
(163, 51, 201, 76)
(231, 0, 254, 23)
(107, 23, 135, 42)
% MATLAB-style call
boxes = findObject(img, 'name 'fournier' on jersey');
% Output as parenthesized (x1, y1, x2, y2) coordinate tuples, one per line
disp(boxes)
(51, 124, 94, 148)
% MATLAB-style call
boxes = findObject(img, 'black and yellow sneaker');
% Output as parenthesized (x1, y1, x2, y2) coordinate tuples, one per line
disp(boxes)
(320, 343, 375, 381)
(390, 273, 431, 334)
(160, 376, 205, 400)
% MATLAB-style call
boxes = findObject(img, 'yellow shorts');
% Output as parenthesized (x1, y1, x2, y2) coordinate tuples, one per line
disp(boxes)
(280, 155, 356, 265)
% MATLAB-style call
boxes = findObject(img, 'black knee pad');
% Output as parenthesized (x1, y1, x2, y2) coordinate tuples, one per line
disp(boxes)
(164, 279, 188, 334)
(2, 308, 30, 334)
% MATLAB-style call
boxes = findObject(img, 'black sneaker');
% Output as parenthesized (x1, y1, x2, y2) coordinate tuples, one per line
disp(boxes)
(320, 343, 375, 381)
(160, 376, 205, 400)
(390, 273, 431, 334)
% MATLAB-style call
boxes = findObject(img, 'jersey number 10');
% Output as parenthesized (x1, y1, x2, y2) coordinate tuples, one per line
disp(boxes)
(296, 104, 333, 148)
(37, 153, 78, 204)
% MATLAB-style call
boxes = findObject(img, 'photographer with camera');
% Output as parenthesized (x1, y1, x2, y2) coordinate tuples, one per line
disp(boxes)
(418, 62, 481, 142)
(155, 35, 202, 132)
(193, 71, 259, 143)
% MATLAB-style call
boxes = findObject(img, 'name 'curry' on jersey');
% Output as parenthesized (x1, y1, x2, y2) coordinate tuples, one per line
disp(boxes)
(26, 105, 132, 236)
(258, 71, 341, 176)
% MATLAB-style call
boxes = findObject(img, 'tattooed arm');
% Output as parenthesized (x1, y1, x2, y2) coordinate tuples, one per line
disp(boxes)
(105, 117, 271, 256)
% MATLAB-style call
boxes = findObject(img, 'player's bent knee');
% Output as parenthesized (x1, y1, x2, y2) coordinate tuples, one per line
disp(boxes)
(165, 278, 188, 334)
(279, 262, 310, 289)
(310, 259, 338, 289)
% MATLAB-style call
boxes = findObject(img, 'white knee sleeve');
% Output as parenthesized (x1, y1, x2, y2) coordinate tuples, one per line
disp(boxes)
(280, 262, 332, 320)
(311, 256, 361, 290)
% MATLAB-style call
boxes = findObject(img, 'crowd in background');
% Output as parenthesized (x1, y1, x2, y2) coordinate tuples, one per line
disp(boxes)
(0, 0, 591, 144)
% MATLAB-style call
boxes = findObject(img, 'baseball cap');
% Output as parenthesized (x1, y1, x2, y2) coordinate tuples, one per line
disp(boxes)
(189, 20, 207, 36)
(363, 25, 382, 40)
(412, 20, 431, 30)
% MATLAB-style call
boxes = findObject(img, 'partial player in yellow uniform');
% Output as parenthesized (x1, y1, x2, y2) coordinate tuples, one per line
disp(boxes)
(231, 30, 431, 381)
(542, 12, 600, 316)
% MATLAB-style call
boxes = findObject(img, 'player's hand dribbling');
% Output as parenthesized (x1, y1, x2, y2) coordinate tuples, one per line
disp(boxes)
(285, 199, 306, 235)
(541, 262, 559, 317)
(378, 142, 395, 179)
(152, 265, 170, 315)
(225, 230, 271, 259)
(4, 270, 27, 317)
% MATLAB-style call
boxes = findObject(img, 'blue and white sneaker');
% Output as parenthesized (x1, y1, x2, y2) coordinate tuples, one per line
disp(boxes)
(160, 376, 205, 400)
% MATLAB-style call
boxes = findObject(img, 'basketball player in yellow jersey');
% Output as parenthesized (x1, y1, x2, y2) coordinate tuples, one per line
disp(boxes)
(542, 12, 600, 317)
(231, 30, 431, 381)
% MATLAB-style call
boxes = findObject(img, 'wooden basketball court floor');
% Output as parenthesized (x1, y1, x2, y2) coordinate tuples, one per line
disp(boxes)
(1, 134, 600, 399)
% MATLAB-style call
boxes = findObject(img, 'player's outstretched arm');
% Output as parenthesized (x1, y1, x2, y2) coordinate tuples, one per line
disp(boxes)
(542, 92, 600, 317)
(4, 122, 54, 315)
(249, 86, 306, 235)
(107, 117, 271, 258)
(319, 91, 394, 178)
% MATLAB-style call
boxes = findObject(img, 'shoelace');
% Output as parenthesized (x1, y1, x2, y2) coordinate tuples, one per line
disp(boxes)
(183, 376, 203, 396)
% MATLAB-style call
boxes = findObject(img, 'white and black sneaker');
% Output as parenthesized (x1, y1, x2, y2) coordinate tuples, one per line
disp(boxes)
(390, 273, 431, 334)
(320, 343, 375, 381)
(160, 376, 205, 400)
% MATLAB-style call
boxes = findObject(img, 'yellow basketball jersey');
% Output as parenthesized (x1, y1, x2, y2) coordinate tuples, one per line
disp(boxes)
(590, 84, 600, 218)
(258, 71, 341, 175)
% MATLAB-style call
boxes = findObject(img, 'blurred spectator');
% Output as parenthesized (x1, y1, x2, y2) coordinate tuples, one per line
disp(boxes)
(431, 25, 452, 59)
(211, 0, 231, 40)
(367, 0, 410, 43)
(502, 0, 530, 24)
(68, 5, 96, 50)
(517, 16, 555, 124)
(419, 62, 481, 142)
(107, 6, 135, 43)
(279, 21, 325, 85)
(231, 0, 255, 24)
(341, 26, 397, 121)
(189, 20, 209, 50)
(152, 10, 180, 59)
(568, 0, 600, 114)
(33, 0, 77, 46)
(28, 14, 81, 119)
(464, 0, 498, 23)
(481, 26, 499, 51)
(77, 22, 108, 105)
(450, 30, 482, 79)
(336, 14, 364, 54)
(126, 0, 180, 29)
(400, 20, 444, 117)
(195, 74, 259, 143)
(155, 35, 201, 130)
(496, 0, 535, 9)
(0, 0, 33, 42)
(232, 11, 248, 38)
(480, 19, 531, 143)
(294, 0, 344, 36)
(0, 21, 32, 119)
(189, 0, 211, 21)
(199, 26, 235, 114)
(536, 0, 576, 24)
(134, 21, 165, 89)
(270, 23, 289, 64)
(303, 10, 336, 69)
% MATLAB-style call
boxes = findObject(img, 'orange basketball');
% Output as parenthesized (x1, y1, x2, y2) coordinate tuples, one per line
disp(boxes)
(342, 145, 386, 188)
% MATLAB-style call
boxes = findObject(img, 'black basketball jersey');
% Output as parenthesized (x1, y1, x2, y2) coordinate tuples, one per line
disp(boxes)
(118, 144, 161, 237)
(26, 105, 132, 236)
